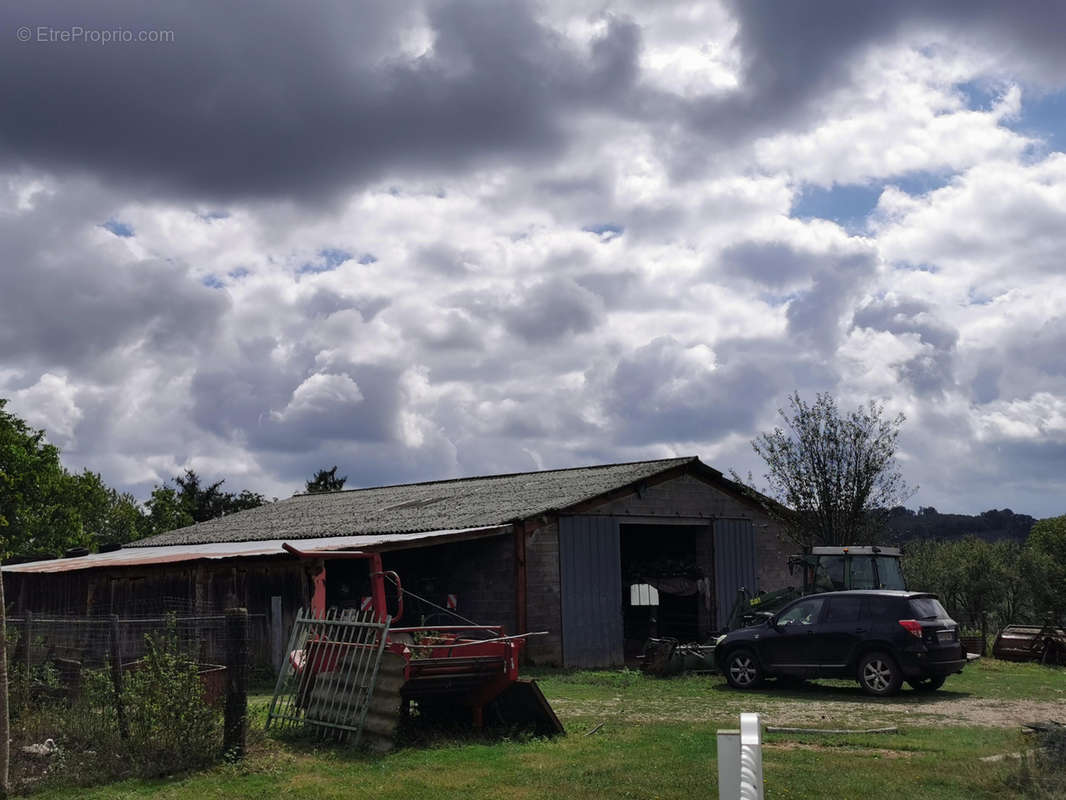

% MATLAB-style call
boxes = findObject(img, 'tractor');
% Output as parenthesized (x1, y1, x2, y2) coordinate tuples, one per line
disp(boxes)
(723, 545, 906, 631)
(273, 543, 563, 750)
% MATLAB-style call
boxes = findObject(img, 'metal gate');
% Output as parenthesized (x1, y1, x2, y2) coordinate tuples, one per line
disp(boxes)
(266, 608, 392, 745)
(713, 518, 758, 629)
(559, 515, 624, 668)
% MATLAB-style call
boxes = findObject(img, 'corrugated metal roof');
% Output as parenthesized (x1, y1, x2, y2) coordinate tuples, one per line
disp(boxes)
(1, 526, 510, 574)
(129, 456, 702, 547)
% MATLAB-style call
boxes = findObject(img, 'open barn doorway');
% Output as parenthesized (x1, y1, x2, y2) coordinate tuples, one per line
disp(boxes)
(620, 523, 710, 661)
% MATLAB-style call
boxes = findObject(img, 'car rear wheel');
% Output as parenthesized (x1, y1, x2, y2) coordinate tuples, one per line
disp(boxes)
(724, 648, 764, 690)
(857, 652, 902, 697)
(906, 675, 946, 692)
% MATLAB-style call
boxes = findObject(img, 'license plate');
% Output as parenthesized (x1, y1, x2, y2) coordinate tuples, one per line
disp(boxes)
(937, 629, 954, 643)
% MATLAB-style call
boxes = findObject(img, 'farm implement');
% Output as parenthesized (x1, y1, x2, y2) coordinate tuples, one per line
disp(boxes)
(266, 543, 562, 751)
(992, 623, 1066, 666)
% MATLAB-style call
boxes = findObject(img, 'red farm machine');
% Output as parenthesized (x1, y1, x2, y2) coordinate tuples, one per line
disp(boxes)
(266, 543, 563, 751)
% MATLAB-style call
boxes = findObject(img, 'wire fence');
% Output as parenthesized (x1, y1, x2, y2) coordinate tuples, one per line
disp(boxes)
(5, 609, 252, 793)
(8, 610, 264, 675)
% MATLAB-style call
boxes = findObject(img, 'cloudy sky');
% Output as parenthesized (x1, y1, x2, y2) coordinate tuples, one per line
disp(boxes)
(3, 1, 1066, 517)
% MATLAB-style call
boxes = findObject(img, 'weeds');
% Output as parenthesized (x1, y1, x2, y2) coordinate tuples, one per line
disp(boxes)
(1014, 725, 1066, 799)
(9, 619, 223, 793)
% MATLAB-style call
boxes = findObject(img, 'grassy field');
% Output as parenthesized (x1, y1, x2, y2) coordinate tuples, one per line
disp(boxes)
(27, 658, 1066, 800)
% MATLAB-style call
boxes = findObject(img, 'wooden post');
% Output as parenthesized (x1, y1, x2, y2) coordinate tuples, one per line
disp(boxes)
(223, 608, 248, 759)
(109, 615, 129, 740)
(514, 522, 528, 637)
(21, 612, 32, 710)
(270, 596, 283, 674)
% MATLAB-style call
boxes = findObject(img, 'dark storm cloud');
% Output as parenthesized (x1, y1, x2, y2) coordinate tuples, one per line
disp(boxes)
(6, 1, 1065, 201)
(702, 0, 1066, 143)
(0, 0, 642, 201)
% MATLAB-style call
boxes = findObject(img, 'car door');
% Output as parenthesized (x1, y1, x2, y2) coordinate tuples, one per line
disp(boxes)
(812, 595, 865, 675)
(759, 597, 826, 674)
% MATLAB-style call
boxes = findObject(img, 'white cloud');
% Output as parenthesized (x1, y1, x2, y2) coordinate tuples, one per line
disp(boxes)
(754, 46, 1032, 185)
(12, 373, 82, 449)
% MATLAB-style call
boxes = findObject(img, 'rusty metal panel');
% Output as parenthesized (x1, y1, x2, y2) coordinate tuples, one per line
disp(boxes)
(713, 518, 758, 629)
(559, 516, 623, 668)
(1, 527, 513, 575)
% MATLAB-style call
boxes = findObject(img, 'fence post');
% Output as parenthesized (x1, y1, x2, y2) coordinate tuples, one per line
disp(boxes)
(109, 615, 129, 740)
(21, 612, 32, 710)
(224, 607, 249, 759)
(270, 596, 283, 674)
(717, 727, 740, 800)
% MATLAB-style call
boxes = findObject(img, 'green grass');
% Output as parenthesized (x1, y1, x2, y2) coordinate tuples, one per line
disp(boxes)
(25, 659, 1066, 800)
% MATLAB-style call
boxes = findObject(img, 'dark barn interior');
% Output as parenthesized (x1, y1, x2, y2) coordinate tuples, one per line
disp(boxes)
(620, 523, 709, 660)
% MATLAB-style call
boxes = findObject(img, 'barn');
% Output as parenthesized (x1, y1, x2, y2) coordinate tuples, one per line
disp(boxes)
(2, 457, 792, 668)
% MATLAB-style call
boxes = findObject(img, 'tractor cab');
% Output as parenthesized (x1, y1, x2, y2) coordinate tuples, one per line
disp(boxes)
(793, 546, 905, 593)
(722, 545, 905, 632)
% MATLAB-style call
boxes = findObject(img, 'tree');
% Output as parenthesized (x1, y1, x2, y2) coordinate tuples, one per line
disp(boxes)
(144, 484, 194, 534)
(992, 539, 1029, 626)
(142, 470, 265, 537)
(951, 537, 1008, 645)
(1022, 514, 1066, 626)
(749, 391, 914, 546)
(0, 399, 72, 796)
(305, 466, 347, 494)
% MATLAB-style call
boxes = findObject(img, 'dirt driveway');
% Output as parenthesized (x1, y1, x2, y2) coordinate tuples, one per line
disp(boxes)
(551, 684, 1066, 729)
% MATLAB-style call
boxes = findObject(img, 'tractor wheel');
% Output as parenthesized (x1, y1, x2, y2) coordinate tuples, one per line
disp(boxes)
(724, 649, 764, 690)
(857, 651, 902, 697)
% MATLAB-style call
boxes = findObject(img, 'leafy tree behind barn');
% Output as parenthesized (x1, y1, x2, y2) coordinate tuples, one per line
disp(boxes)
(746, 391, 915, 547)
(142, 469, 265, 534)
(305, 466, 347, 493)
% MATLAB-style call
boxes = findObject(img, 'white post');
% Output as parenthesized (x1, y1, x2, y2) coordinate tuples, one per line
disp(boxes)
(739, 712, 764, 800)
(717, 728, 741, 800)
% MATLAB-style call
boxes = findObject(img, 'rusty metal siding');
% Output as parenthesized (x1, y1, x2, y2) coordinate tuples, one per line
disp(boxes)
(713, 518, 758, 629)
(559, 516, 624, 668)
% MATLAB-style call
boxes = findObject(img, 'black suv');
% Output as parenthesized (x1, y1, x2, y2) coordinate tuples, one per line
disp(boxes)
(715, 590, 966, 696)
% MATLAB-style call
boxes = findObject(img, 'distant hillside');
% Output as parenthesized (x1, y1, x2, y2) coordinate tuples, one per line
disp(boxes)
(883, 507, 1035, 544)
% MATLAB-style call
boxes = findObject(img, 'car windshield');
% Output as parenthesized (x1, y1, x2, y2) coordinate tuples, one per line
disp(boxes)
(909, 597, 948, 620)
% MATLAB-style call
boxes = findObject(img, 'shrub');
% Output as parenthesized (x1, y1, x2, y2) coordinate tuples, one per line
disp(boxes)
(123, 625, 222, 775)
